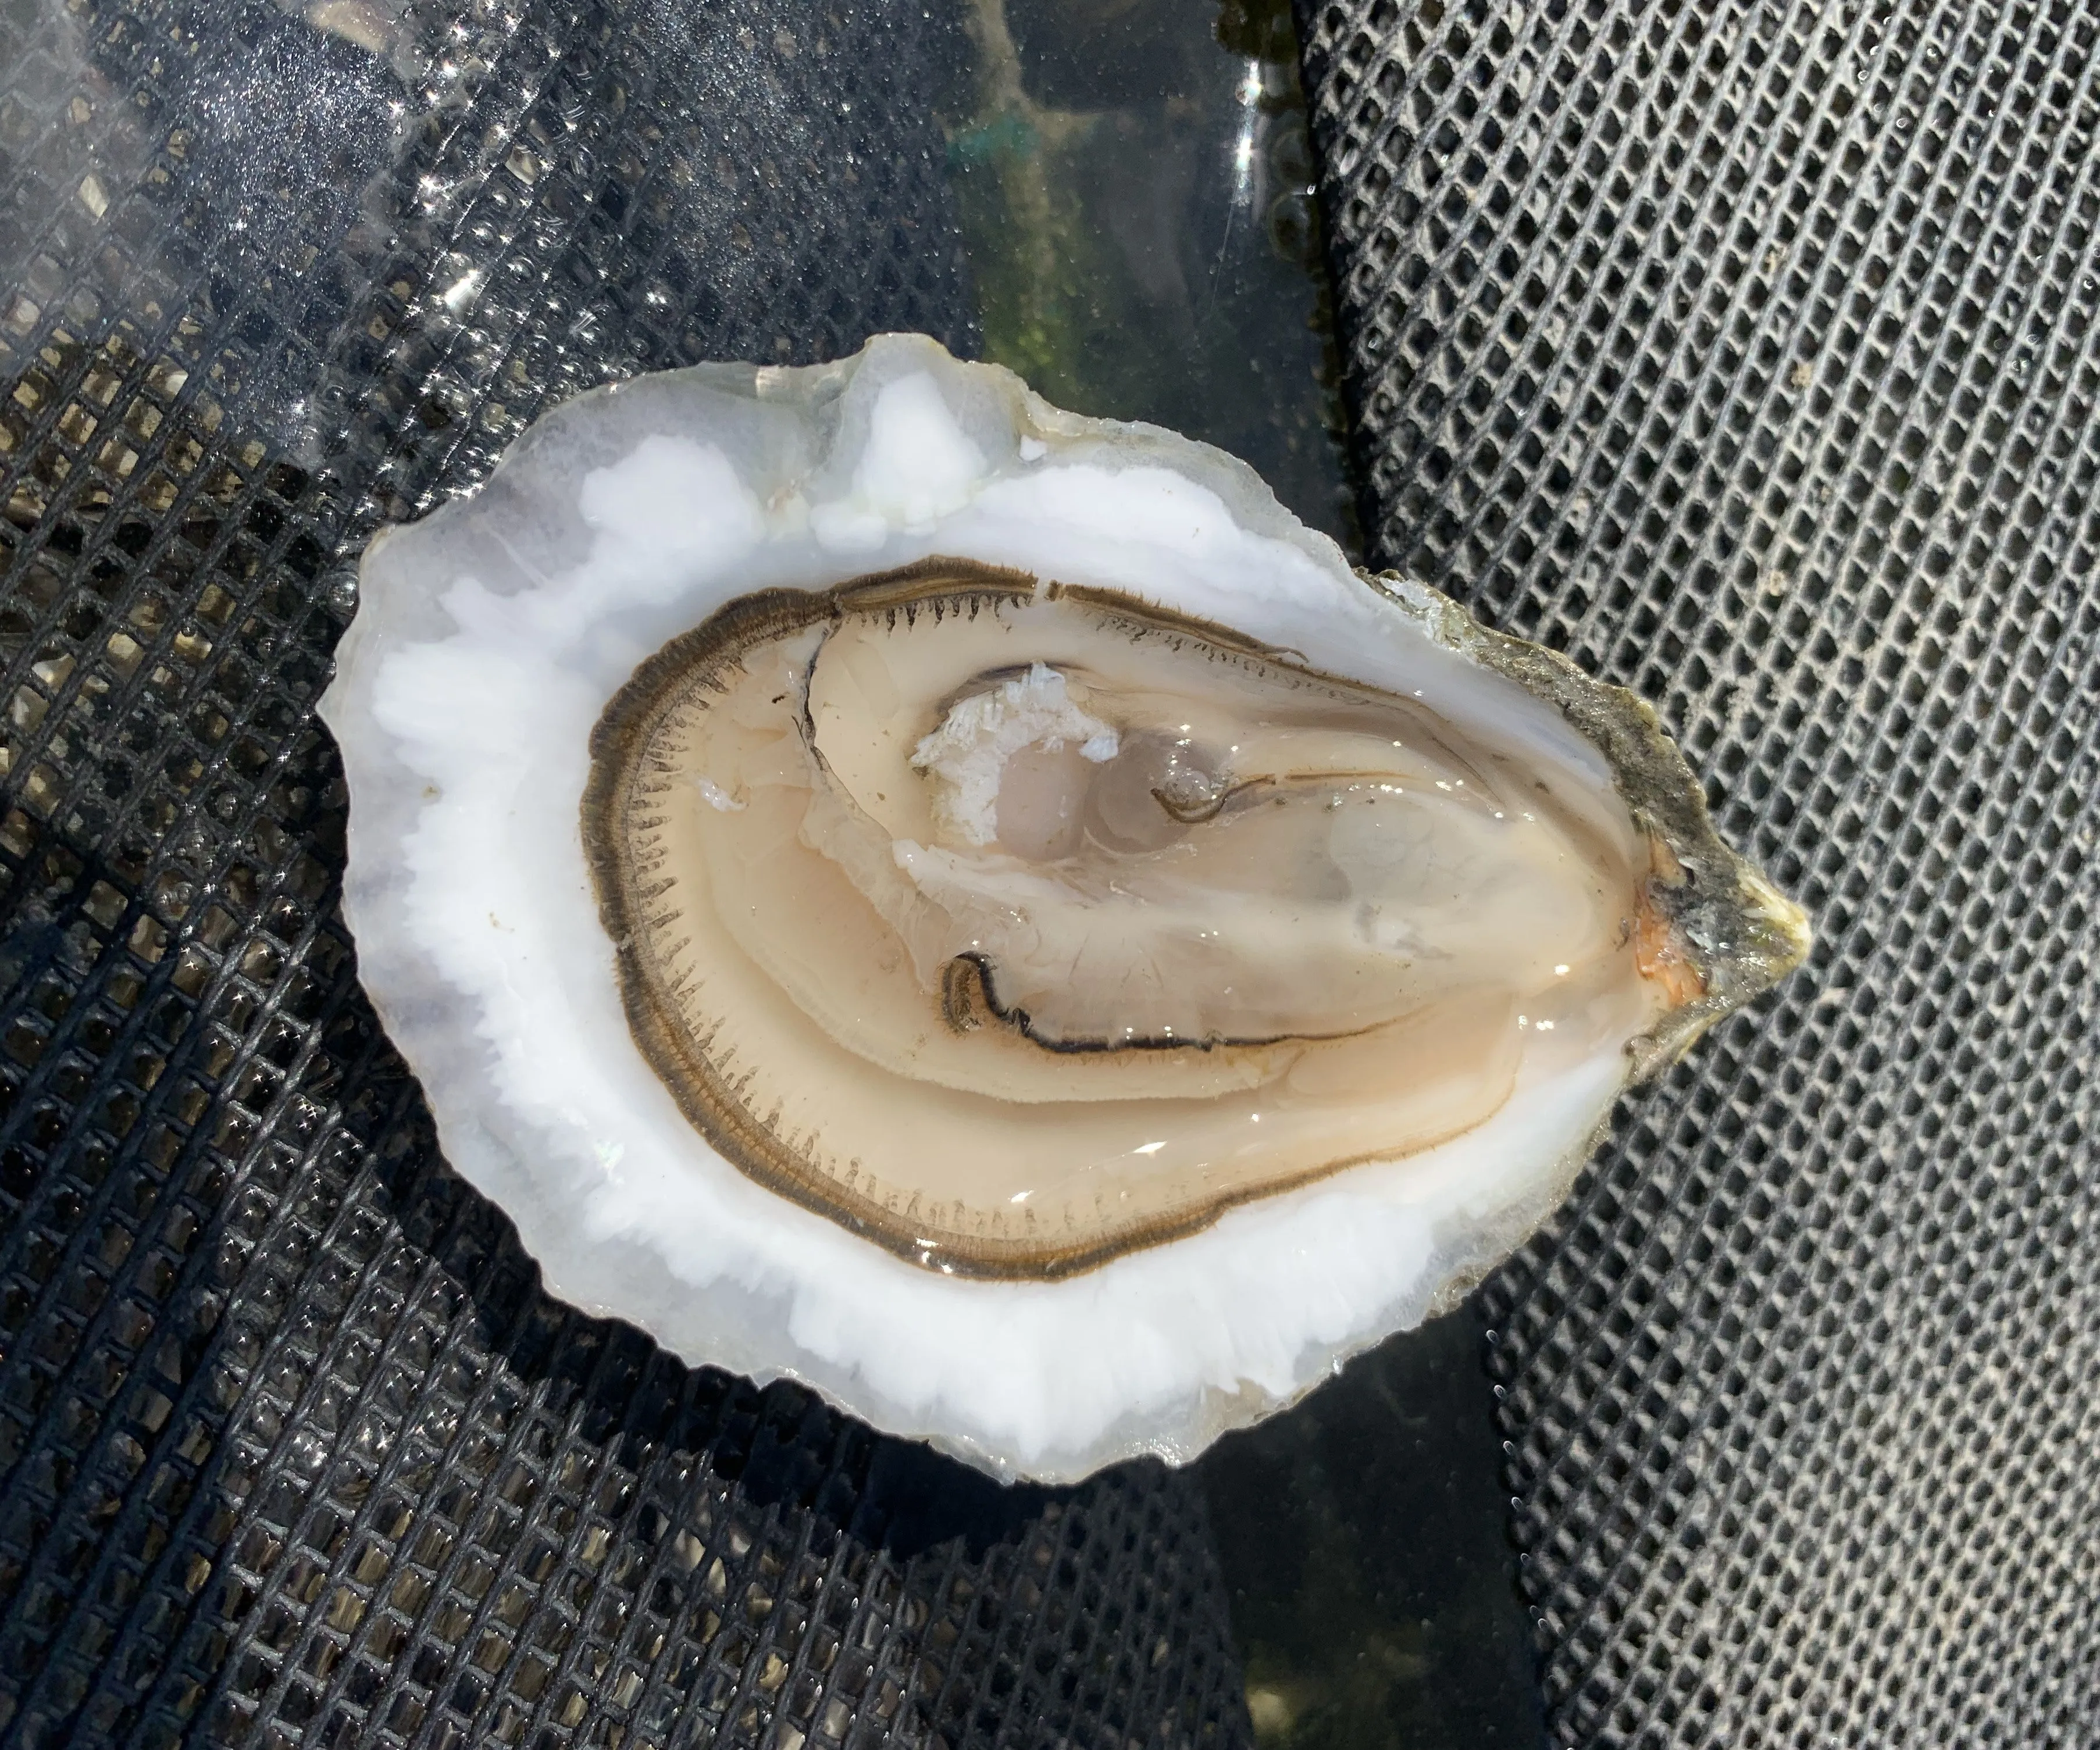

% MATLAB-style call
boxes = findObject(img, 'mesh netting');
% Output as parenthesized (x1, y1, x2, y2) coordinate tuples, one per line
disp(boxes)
(0, 3, 1257, 1745)
(12, 0, 2099, 1742)
(1296, 0, 2098, 1744)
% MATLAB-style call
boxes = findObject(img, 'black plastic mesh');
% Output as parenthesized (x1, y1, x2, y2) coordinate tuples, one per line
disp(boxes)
(1297, 0, 2097, 1744)
(0, 3, 1258, 1746)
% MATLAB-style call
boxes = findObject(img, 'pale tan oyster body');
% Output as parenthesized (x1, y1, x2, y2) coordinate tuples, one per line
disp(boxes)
(322, 335, 1807, 1482)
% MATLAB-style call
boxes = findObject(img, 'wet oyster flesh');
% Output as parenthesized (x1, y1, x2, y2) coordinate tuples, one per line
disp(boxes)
(588, 562, 1676, 1277)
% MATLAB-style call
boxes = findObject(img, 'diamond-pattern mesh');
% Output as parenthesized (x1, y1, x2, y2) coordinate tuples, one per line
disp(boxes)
(1297, 0, 2098, 1744)
(0, 3, 1256, 1747)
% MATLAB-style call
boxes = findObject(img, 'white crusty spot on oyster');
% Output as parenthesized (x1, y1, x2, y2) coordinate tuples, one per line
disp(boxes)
(322, 334, 1809, 1483)
(578, 434, 766, 595)
(811, 370, 991, 551)
(910, 662, 1118, 849)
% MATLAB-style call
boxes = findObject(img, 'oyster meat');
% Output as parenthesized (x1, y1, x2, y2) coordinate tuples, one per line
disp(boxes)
(322, 335, 1807, 1481)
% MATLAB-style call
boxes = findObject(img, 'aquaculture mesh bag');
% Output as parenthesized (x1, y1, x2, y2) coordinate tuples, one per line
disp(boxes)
(0, 4, 1256, 1746)
(1295, 0, 2099, 1744)
(2, 0, 2095, 1748)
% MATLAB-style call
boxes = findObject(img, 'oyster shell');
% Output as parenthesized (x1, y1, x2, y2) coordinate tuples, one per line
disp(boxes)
(322, 334, 1807, 1481)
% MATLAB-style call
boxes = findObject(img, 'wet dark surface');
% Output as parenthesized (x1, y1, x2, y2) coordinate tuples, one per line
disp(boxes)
(1199, 1312, 1545, 1750)
(937, 0, 1359, 550)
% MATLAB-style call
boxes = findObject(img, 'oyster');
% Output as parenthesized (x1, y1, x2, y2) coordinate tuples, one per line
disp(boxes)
(322, 334, 1807, 1481)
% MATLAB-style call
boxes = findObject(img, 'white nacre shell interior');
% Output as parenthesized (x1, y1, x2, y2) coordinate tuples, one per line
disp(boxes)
(321, 334, 1801, 1483)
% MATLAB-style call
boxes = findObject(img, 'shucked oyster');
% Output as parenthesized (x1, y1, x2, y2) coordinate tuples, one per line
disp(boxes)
(590, 568, 1673, 1281)
(322, 335, 1807, 1481)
